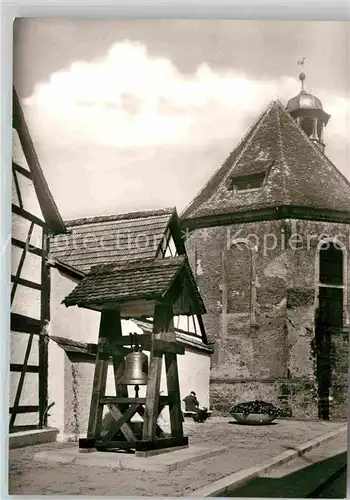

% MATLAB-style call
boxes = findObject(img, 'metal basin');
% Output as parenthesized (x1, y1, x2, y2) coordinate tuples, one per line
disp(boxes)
(231, 413, 276, 425)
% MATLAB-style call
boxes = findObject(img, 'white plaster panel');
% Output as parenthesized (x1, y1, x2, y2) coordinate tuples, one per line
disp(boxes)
(16, 173, 44, 220)
(12, 213, 32, 242)
(10, 372, 38, 407)
(47, 341, 66, 437)
(12, 412, 39, 426)
(11, 247, 42, 284)
(50, 269, 100, 343)
(10, 332, 39, 365)
(11, 285, 41, 320)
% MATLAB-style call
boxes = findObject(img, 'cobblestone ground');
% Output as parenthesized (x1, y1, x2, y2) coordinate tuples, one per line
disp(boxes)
(8, 418, 346, 497)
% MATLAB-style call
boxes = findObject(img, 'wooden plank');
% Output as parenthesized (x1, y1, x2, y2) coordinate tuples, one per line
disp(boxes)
(86, 310, 118, 440)
(150, 339, 184, 355)
(142, 304, 171, 441)
(11, 221, 35, 304)
(86, 345, 109, 440)
(137, 404, 166, 438)
(100, 396, 169, 405)
(107, 404, 136, 442)
(94, 440, 136, 449)
(9, 405, 39, 414)
(11, 313, 41, 334)
(135, 436, 188, 452)
(102, 404, 141, 441)
(13, 161, 32, 180)
(165, 352, 184, 438)
(10, 364, 39, 373)
(87, 342, 131, 357)
(39, 228, 50, 428)
(12, 203, 46, 228)
(12, 237, 43, 257)
(9, 332, 34, 427)
(11, 275, 42, 291)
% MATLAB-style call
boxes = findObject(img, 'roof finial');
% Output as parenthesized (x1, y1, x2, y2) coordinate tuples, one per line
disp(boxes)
(297, 57, 306, 91)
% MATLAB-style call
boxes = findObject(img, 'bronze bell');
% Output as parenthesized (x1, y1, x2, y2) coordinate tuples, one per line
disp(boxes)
(120, 349, 149, 385)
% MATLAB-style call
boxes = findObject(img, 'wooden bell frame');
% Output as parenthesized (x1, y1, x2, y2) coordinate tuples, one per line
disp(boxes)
(79, 304, 188, 454)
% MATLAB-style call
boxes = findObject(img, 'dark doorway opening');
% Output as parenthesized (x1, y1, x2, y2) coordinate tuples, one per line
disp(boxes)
(315, 243, 344, 420)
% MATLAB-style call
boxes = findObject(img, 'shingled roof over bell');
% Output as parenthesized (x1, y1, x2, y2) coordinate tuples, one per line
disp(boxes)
(50, 207, 184, 275)
(62, 255, 205, 315)
(181, 100, 350, 225)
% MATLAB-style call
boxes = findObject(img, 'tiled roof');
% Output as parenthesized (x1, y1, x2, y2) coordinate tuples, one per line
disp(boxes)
(50, 208, 176, 274)
(63, 256, 205, 314)
(181, 100, 350, 221)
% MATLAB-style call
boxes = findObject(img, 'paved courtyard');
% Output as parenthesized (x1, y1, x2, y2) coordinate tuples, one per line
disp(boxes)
(8, 417, 346, 496)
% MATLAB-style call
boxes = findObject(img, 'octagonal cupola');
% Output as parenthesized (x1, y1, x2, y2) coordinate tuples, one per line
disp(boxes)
(286, 69, 330, 152)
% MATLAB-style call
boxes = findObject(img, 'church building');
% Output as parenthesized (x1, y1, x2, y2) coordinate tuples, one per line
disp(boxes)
(181, 72, 350, 420)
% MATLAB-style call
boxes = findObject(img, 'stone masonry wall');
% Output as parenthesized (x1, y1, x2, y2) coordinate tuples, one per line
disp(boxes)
(185, 218, 349, 420)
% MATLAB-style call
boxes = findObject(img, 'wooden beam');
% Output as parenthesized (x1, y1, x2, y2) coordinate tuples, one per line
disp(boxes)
(102, 404, 141, 441)
(142, 304, 172, 441)
(137, 404, 166, 438)
(12, 168, 23, 209)
(12, 203, 46, 228)
(94, 440, 136, 449)
(86, 342, 109, 440)
(135, 436, 188, 452)
(86, 310, 120, 440)
(12, 237, 43, 257)
(100, 396, 169, 405)
(110, 310, 129, 411)
(9, 405, 39, 414)
(11, 222, 35, 304)
(10, 364, 39, 373)
(13, 162, 32, 180)
(9, 333, 34, 427)
(165, 352, 184, 438)
(11, 313, 41, 334)
(39, 229, 50, 428)
(106, 404, 136, 442)
(11, 275, 42, 291)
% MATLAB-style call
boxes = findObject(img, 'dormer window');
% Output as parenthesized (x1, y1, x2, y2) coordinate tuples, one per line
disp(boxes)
(229, 171, 266, 191)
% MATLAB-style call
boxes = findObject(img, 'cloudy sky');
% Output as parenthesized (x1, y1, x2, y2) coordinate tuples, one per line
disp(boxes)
(13, 19, 350, 220)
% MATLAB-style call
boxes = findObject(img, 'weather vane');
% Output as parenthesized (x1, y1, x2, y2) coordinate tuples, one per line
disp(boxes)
(297, 57, 306, 90)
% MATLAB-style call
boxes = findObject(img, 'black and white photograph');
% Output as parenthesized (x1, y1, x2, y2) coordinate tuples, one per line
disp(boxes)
(8, 18, 349, 497)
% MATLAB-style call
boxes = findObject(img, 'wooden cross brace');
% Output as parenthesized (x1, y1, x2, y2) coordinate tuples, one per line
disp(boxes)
(80, 306, 186, 452)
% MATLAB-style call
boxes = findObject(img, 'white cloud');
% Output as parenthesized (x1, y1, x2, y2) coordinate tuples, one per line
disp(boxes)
(23, 40, 350, 217)
(26, 40, 350, 149)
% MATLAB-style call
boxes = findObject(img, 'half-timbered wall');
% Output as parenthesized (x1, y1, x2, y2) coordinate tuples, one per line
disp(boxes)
(10, 127, 49, 431)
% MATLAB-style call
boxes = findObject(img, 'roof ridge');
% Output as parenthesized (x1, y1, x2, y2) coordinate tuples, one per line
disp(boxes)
(181, 100, 277, 219)
(65, 207, 175, 227)
(90, 255, 186, 275)
(278, 103, 350, 191)
(275, 102, 288, 205)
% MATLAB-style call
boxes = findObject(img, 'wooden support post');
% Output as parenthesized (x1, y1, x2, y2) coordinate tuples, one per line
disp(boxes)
(86, 310, 122, 441)
(142, 304, 172, 441)
(110, 311, 128, 399)
(165, 352, 184, 438)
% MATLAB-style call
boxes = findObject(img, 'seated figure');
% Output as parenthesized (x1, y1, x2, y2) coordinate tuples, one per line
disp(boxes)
(183, 391, 207, 423)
